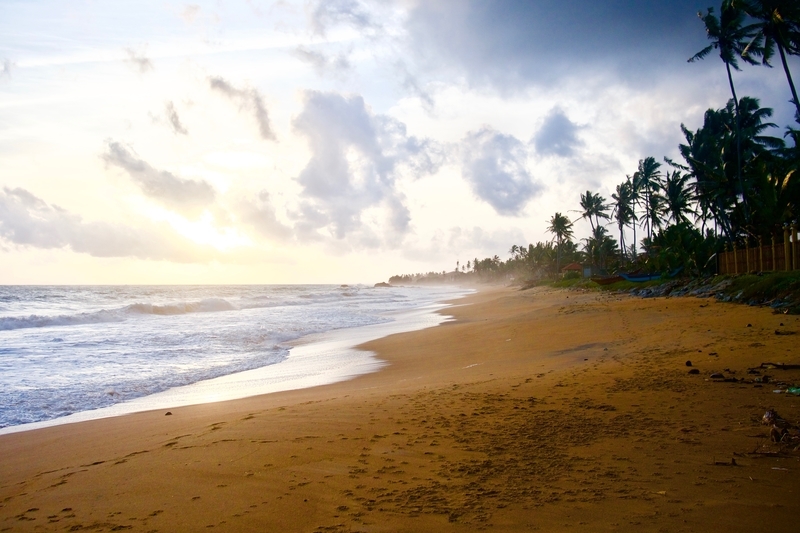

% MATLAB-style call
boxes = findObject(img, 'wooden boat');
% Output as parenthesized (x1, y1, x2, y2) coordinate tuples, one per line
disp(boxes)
(619, 272, 662, 282)
(590, 275, 624, 285)
(618, 267, 683, 283)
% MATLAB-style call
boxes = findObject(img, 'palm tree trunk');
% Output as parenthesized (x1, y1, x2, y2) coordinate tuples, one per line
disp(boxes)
(777, 42, 800, 120)
(726, 62, 747, 226)
(645, 185, 652, 243)
(555, 239, 560, 278)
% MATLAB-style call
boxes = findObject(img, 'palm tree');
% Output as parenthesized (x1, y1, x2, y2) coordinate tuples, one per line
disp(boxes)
(689, 2, 761, 220)
(646, 190, 667, 237)
(633, 157, 662, 244)
(679, 111, 736, 239)
(547, 212, 574, 276)
(662, 170, 697, 225)
(739, 0, 800, 118)
(582, 226, 617, 273)
(578, 191, 611, 233)
(611, 179, 635, 262)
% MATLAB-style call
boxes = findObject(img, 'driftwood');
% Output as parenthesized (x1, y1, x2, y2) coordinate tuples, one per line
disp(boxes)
(759, 362, 800, 370)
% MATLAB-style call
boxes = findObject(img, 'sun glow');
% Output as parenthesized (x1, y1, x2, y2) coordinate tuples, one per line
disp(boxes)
(158, 210, 253, 251)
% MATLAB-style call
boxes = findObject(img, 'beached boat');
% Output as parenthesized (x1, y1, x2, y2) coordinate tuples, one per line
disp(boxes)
(619, 272, 662, 282)
(590, 275, 624, 285)
(618, 267, 683, 283)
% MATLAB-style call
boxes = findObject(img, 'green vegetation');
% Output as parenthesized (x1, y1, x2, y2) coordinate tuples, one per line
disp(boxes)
(390, 1, 798, 290)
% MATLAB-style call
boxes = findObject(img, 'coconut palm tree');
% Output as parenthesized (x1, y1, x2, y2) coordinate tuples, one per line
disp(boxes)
(547, 212, 574, 276)
(679, 111, 736, 239)
(633, 157, 663, 244)
(611, 179, 635, 262)
(690, 2, 761, 220)
(662, 170, 697, 225)
(582, 226, 617, 273)
(578, 191, 611, 233)
(739, 0, 800, 118)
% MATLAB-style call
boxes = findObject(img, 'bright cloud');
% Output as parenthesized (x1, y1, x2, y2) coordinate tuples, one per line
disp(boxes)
(0, 0, 796, 283)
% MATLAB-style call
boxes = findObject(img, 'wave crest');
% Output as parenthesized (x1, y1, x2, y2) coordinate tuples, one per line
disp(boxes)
(0, 310, 124, 331)
(125, 298, 236, 315)
(0, 298, 237, 331)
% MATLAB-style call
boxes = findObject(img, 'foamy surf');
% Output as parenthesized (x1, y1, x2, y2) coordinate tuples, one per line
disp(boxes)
(0, 285, 471, 432)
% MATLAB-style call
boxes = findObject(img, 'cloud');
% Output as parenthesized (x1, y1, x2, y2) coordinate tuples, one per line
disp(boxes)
(181, 4, 201, 23)
(123, 48, 153, 73)
(396, 62, 435, 110)
(1, 59, 13, 79)
(291, 91, 440, 244)
(165, 101, 188, 135)
(0, 188, 213, 262)
(404, 0, 710, 90)
(292, 46, 351, 78)
(208, 76, 276, 141)
(533, 107, 584, 157)
(102, 142, 215, 214)
(460, 127, 540, 216)
(404, 225, 527, 264)
(308, 0, 376, 35)
(238, 191, 293, 242)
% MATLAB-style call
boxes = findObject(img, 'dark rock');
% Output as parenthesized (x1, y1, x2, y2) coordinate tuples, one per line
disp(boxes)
(165, 411, 172, 416)
(686, 360, 693, 367)
(710, 373, 724, 379)
(747, 323, 752, 327)
(688, 368, 700, 375)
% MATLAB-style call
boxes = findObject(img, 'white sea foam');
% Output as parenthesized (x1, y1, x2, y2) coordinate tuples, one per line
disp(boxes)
(0, 284, 470, 433)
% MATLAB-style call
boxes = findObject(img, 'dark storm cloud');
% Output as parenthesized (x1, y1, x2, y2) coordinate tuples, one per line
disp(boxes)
(123, 48, 153, 73)
(103, 142, 216, 214)
(291, 90, 441, 244)
(208, 76, 276, 141)
(461, 127, 540, 216)
(405, 0, 710, 89)
(165, 101, 188, 135)
(0, 188, 213, 262)
(533, 107, 584, 157)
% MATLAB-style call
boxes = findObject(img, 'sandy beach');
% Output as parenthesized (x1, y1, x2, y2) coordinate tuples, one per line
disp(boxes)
(2, 285, 800, 532)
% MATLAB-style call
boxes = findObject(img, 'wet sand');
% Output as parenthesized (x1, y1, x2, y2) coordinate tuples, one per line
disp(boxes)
(2, 286, 800, 532)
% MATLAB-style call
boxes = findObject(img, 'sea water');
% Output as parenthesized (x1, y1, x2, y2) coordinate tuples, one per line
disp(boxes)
(0, 285, 469, 433)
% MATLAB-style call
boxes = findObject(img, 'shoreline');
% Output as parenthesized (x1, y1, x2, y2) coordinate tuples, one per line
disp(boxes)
(0, 288, 472, 436)
(2, 285, 800, 531)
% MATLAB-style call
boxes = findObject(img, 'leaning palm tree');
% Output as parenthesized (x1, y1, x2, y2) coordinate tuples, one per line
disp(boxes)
(611, 179, 635, 262)
(739, 0, 800, 118)
(547, 212, 574, 276)
(689, 2, 762, 220)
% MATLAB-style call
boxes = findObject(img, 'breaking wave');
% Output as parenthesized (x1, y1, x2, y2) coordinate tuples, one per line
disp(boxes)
(0, 298, 238, 331)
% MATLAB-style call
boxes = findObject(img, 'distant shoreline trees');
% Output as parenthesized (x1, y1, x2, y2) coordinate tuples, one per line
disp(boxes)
(389, 0, 798, 285)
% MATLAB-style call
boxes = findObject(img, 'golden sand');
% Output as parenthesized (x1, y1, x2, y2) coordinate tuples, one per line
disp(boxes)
(2, 286, 800, 532)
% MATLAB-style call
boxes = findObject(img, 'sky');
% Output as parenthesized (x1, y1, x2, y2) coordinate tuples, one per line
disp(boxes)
(1, 0, 798, 284)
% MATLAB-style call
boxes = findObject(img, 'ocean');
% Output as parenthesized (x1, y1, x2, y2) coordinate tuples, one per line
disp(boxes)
(0, 284, 469, 433)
